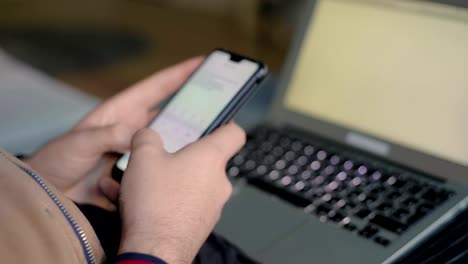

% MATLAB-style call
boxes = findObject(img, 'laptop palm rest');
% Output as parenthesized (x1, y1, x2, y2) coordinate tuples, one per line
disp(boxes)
(214, 184, 310, 257)
(261, 218, 386, 264)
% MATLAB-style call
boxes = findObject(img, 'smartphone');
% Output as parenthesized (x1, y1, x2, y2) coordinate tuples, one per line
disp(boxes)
(113, 49, 268, 180)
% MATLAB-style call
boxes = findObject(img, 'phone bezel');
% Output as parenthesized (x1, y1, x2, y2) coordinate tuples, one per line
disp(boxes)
(200, 49, 267, 137)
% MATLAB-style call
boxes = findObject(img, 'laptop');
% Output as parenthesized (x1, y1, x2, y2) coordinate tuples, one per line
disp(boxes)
(215, 0, 468, 263)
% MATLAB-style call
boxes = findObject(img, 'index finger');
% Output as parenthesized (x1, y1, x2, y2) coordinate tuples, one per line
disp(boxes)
(189, 122, 246, 162)
(117, 56, 204, 110)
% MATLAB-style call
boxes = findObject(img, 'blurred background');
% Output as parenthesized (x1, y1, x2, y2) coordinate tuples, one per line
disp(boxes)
(0, 0, 306, 98)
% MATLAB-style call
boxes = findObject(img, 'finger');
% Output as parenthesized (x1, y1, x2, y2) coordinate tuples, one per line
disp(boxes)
(145, 109, 160, 126)
(188, 122, 246, 162)
(99, 176, 121, 203)
(75, 57, 203, 131)
(117, 56, 203, 112)
(130, 128, 166, 154)
(76, 124, 137, 156)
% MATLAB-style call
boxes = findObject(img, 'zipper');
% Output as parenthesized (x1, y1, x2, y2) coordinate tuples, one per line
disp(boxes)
(1, 152, 97, 264)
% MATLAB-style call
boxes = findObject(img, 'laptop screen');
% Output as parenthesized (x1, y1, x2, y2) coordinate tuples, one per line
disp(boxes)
(284, 0, 468, 167)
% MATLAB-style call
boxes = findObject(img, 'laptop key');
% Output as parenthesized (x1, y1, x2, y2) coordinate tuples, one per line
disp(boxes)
(407, 184, 423, 195)
(262, 154, 276, 165)
(343, 160, 355, 170)
(310, 160, 322, 171)
(232, 155, 245, 166)
(299, 170, 314, 181)
(272, 146, 284, 156)
(291, 141, 303, 152)
(350, 177, 363, 187)
(355, 208, 371, 219)
(311, 175, 325, 186)
(335, 171, 348, 181)
(255, 165, 268, 176)
(406, 212, 425, 225)
(357, 165, 369, 175)
(421, 188, 448, 204)
(393, 208, 410, 220)
(314, 204, 332, 216)
(274, 159, 287, 170)
(369, 185, 386, 195)
(370, 171, 383, 181)
(343, 223, 357, 232)
(363, 194, 378, 205)
(322, 165, 336, 176)
(370, 214, 407, 234)
(290, 180, 310, 193)
(296, 155, 309, 166)
(334, 199, 348, 209)
(324, 181, 340, 192)
(287, 164, 300, 175)
(266, 132, 280, 142)
(278, 175, 294, 187)
(329, 154, 341, 166)
(358, 225, 379, 238)
(316, 150, 328, 161)
(328, 210, 345, 222)
(386, 191, 402, 200)
(320, 193, 333, 202)
(376, 202, 393, 212)
(259, 142, 273, 152)
(242, 160, 256, 171)
(416, 203, 434, 215)
(266, 170, 281, 182)
(279, 137, 292, 148)
(283, 151, 296, 161)
(343, 201, 357, 212)
(248, 177, 312, 207)
(303, 145, 315, 156)
(374, 236, 391, 247)
(227, 166, 240, 177)
(402, 197, 418, 206)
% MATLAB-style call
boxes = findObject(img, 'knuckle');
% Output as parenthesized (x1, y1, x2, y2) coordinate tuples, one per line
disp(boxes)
(236, 124, 247, 139)
(132, 128, 146, 142)
(229, 123, 246, 146)
(237, 127, 247, 145)
(135, 127, 153, 138)
(205, 142, 226, 162)
(132, 129, 158, 149)
(224, 181, 233, 197)
(220, 178, 233, 202)
(108, 125, 122, 141)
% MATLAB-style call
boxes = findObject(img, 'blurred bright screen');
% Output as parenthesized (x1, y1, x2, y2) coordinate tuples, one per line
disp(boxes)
(285, 0, 468, 166)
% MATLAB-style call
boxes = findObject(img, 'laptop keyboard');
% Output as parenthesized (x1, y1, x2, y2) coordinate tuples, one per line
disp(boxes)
(227, 126, 455, 247)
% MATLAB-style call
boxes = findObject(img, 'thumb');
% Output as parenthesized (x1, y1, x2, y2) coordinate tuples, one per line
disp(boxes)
(130, 128, 165, 153)
(99, 175, 120, 203)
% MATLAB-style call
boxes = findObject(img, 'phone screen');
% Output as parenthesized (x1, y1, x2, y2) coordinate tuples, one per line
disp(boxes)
(116, 50, 261, 171)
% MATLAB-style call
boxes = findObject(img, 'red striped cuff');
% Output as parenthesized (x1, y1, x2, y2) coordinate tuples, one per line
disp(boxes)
(112, 252, 167, 264)
(114, 260, 156, 264)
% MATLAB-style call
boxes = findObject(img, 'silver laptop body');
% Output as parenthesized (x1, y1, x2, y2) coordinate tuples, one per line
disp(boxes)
(216, 0, 468, 263)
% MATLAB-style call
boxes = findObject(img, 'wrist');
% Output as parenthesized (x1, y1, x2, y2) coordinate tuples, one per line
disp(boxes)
(119, 232, 194, 264)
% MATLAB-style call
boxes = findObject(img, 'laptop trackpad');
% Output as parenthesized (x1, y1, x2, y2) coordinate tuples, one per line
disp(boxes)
(214, 184, 310, 256)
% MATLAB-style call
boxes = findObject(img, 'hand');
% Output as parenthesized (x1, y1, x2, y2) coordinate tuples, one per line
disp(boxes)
(118, 123, 246, 264)
(26, 57, 203, 210)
